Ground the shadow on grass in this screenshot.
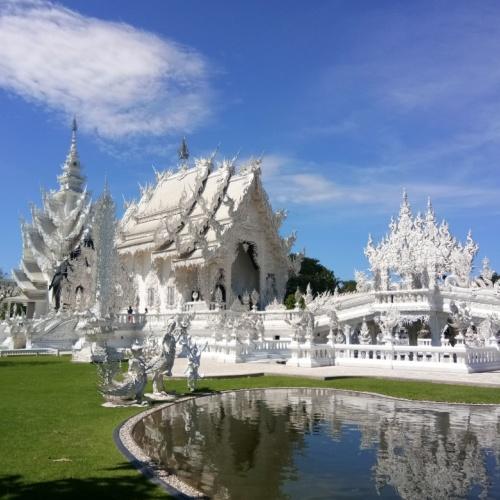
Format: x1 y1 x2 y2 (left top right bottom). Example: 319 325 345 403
190 387 219 395
0 470 168 500
0 359 63 368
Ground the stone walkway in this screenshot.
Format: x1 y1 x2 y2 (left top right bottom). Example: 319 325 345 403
171 358 500 388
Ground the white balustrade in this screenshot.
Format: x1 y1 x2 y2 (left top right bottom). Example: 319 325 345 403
331 343 500 372
0 348 59 357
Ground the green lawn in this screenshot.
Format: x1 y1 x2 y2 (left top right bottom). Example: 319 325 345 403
1 355 500 499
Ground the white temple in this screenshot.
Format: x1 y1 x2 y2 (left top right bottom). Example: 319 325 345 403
116 140 300 313
2 127 500 373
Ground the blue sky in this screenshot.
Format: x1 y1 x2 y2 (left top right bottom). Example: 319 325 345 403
0 0 499 280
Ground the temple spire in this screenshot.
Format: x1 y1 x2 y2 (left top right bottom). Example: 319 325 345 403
399 188 411 217
68 116 78 158
57 117 85 192
178 137 189 161
425 196 436 222
72 116 77 139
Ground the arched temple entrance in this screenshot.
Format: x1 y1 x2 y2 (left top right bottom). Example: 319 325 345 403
231 242 260 301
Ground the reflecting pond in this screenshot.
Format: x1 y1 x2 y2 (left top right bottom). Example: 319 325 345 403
132 389 500 499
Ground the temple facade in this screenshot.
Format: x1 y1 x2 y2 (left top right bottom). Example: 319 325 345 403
116 142 301 313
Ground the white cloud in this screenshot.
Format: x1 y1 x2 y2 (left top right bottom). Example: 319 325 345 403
0 0 212 138
260 153 500 214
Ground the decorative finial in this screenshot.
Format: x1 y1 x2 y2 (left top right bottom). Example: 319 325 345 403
178 137 189 162
103 174 110 195
399 187 411 215
69 116 78 153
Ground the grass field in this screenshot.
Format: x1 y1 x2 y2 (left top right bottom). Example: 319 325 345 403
1 355 500 499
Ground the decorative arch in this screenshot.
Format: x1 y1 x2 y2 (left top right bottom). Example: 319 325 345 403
230 240 260 300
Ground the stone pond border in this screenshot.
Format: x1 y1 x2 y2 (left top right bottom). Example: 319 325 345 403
114 387 500 498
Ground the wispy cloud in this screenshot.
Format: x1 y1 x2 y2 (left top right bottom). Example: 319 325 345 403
261 153 500 215
0 0 212 139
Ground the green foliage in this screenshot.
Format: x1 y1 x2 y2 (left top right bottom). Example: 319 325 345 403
284 293 305 310
285 256 357 300
338 280 357 293
284 293 296 310
493 272 499 284
285 257 339 297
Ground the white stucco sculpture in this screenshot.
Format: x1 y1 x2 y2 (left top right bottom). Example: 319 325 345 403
181 335 206 392
99 342 147 404
143 319 178 399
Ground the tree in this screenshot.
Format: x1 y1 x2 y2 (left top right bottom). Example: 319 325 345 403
284 257 358 308
285 257 339 299
338 280 357 293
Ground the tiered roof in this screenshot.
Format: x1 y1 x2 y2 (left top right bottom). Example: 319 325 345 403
13 120 92 301
117 149 295 270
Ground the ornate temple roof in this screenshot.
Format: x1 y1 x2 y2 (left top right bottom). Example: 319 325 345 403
117 145 295 268
13 120 92 294
364 191 479 288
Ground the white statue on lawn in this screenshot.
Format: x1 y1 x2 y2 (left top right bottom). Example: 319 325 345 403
181 336 206 392
99 342 147 405
143 319 179 401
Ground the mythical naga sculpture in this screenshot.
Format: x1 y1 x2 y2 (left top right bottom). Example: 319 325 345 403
99 343 147 404
144 319 178 396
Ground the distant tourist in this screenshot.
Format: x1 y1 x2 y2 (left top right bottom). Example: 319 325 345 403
127 305 133 323
144 308 148 314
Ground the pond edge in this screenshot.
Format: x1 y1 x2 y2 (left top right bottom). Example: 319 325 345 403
114 387 500 499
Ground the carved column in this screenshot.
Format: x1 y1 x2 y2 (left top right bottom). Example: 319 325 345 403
344 324 351 345
429 312 448 346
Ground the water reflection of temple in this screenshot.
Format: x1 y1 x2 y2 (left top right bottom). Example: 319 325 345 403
133 389 500 499
135 391 308 499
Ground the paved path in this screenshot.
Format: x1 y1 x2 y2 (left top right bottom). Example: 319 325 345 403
171 358 500 387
